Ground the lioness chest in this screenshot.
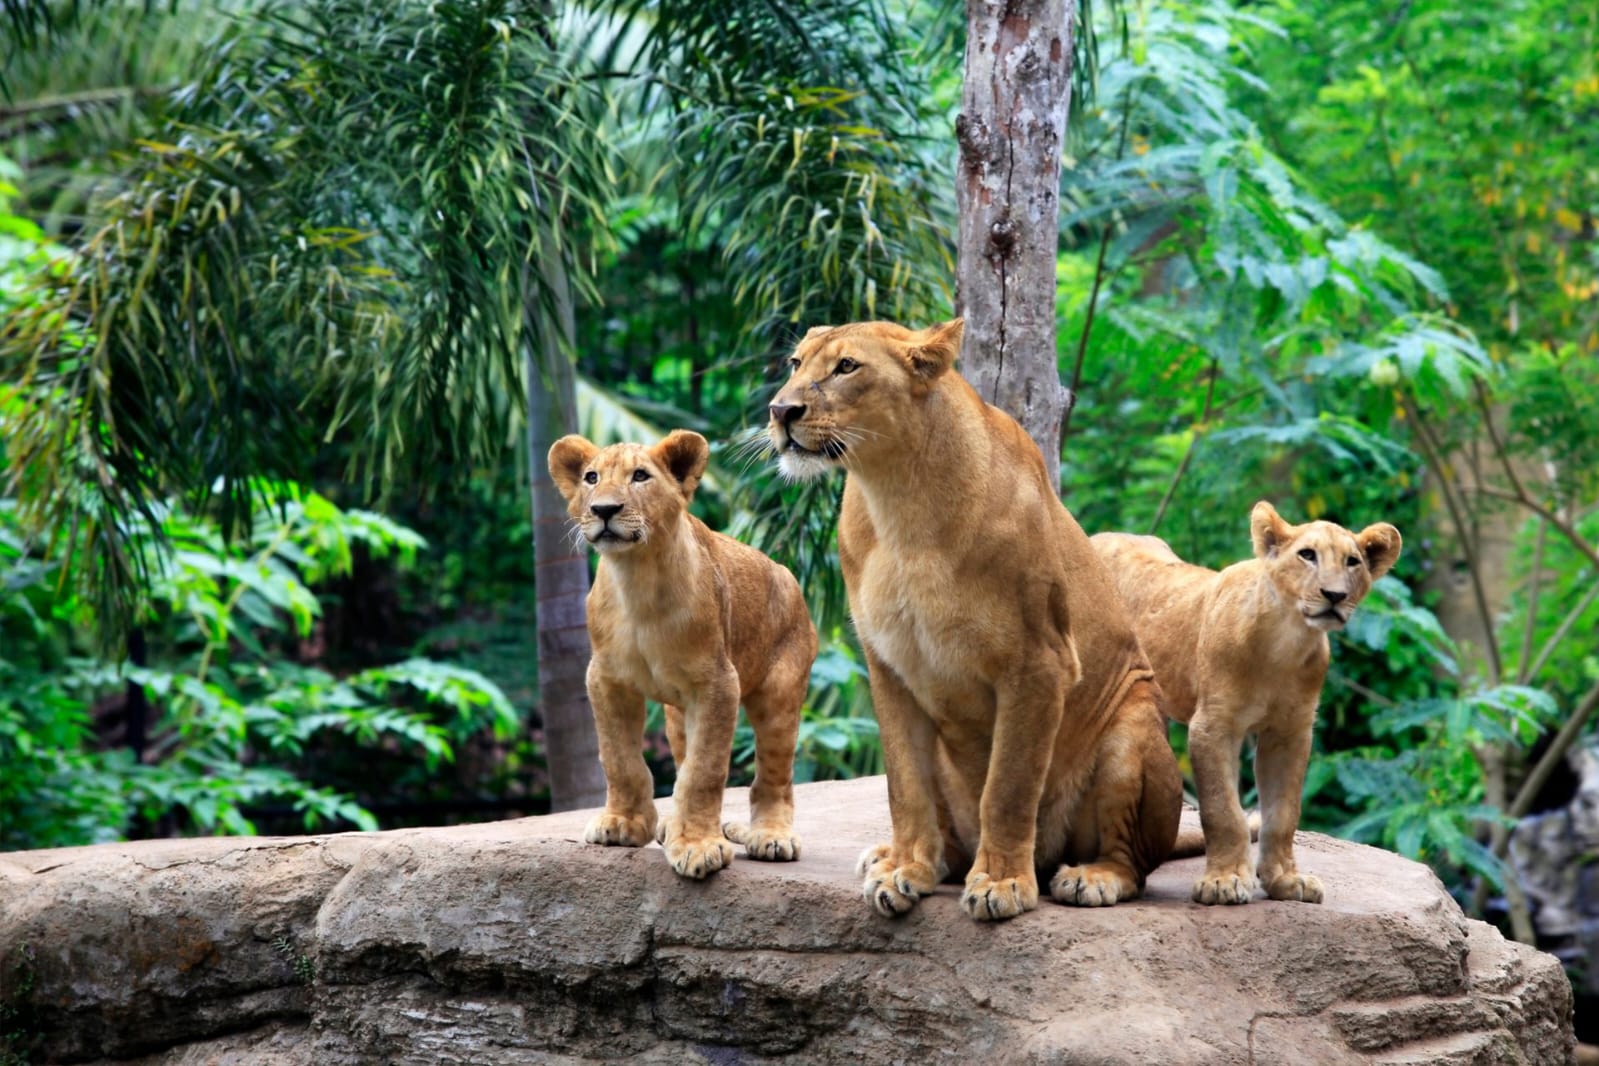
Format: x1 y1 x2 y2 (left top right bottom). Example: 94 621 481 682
851 546 999 719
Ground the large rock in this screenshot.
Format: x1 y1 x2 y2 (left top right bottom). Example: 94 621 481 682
0 777 1575 1064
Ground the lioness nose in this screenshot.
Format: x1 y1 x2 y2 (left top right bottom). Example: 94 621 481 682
1322 588 1348 604
769 401 807 427
591 502 622 521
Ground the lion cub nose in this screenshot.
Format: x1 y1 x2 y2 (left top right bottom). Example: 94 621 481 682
591 502 623 521
1321 588 1348 605
769 401 807 427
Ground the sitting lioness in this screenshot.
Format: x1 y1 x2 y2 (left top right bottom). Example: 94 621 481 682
1092 503 1401 905
768 319 1182 921
548 430 818 879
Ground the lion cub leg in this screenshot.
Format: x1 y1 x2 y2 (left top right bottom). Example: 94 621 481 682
1188 705 1257 905
584 674 658 848
1254 714 1323 904
722 663 806 862
655 670 740 880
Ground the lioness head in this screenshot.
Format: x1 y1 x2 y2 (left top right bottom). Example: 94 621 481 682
767 319 965 480
547 430 709 555
1250 501 1402 631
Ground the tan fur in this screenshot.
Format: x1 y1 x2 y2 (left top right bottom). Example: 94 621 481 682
1093 503 1401 904
767 319 1183 921
548 430 818 879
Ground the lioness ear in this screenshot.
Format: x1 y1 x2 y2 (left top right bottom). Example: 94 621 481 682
548 435 599 503
908 318 964 379
1357 522 1403 581
1250 500 1293 560
652 429 709 499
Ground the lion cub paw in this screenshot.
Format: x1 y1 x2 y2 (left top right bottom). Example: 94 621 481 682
1264 871 1324 904
1193 867 1257 905
858 844 939 917
960 871 1039 921
723 821 800 862
1049 864 1134 907
662 832 734 880
583 811 655 848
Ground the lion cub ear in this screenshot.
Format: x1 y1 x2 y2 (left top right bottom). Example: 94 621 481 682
1357 522 1403 580
907 318 964 379
652 430 709 499
548 435 599 503
1250 500 1293 559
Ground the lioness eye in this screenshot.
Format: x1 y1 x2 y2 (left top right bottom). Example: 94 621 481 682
631 469 651 483
788 357 801 370
1346 555 1362 567
583 471 598 485
1297 548 1317 562
835 357 859 375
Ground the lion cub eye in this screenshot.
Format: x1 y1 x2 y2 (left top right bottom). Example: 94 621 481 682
1297 548 1317 562
835 357 859 375
788 357 801 371
1346 555 1362 568
583 470 598 485
631 469 651 483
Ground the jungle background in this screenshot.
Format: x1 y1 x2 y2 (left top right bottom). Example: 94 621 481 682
1 0 1596 1025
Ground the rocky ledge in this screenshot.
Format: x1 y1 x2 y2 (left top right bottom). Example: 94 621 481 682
0 776 1576 1064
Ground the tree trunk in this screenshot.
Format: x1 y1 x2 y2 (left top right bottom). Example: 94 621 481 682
955 0 1075 492
527 255 607 813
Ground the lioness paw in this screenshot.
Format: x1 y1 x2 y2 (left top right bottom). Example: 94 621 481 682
1264 871 1323 904
1049 865 1134 907
858 844 938 918
960 871 1038 921
1193 868 1256 905
583 812 654 848
723 821 800 862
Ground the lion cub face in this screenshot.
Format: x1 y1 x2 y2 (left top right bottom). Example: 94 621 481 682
1251 501 1402 631
768 319 965 480
547 431 709 555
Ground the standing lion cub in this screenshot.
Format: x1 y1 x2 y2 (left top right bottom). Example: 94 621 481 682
1093 503 1401 905
548 430 817 880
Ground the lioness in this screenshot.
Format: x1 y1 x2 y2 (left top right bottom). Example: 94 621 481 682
768 319 1182 921
548 430 818 879
1092 503 1401 904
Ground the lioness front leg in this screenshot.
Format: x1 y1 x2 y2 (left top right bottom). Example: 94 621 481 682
858 649 946 916
1188 705 1256 905
584 672 658 848
1254 714 1322 903
657 670 739 879
964 654 1073 920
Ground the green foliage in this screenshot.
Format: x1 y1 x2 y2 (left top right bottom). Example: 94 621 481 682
0 479 513 850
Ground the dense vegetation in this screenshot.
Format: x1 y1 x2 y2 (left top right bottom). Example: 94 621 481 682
1 0 1594 968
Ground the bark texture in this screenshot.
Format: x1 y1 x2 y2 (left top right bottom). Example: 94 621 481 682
527 256 606 812
956 0 1075 491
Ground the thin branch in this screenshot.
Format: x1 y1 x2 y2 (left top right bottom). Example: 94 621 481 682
1476 486 1599 572
1524 581 1599 685
1405 389 1502 682
1149 358 1219 535
1060 82 1137 452
1515 519 1545 685
1504 675 1599 825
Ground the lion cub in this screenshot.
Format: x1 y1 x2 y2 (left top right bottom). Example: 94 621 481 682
1093 503 1400 905
548 430 818 880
